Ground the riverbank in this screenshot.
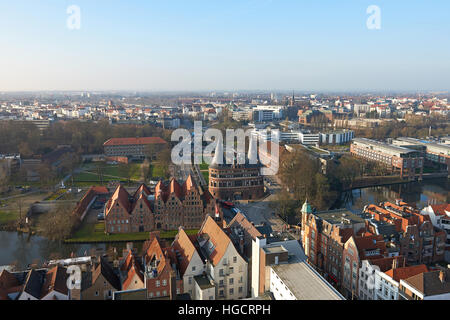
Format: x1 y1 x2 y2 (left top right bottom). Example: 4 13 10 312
345 172 448 191
65 222 198 244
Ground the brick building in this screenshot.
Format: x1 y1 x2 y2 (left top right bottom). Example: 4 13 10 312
342 232 387 299
142 233 181 299
300 200 366 290
103 137 167 161
350 138 424 180
208 136 264 201
364 201 447 264
104 175 216 234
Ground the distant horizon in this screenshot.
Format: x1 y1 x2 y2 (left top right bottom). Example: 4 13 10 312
1 89 449 95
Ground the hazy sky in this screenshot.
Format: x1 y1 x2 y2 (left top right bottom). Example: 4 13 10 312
0 0 449 92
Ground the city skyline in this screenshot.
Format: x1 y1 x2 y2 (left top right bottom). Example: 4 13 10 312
1 0 450 92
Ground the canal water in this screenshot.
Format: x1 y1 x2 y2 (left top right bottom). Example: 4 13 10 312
0 179 448 269
337 178 449 214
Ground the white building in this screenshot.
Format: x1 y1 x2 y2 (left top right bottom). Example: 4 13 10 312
421 204 450 260
251 237 344 300
198 217 248 300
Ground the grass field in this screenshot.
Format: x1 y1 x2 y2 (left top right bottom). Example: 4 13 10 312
73 163 142 182
0 191 51 226
199 161 209 171
149 162 167 179
66 221 198 243
202 171 209 184
0 211 19 226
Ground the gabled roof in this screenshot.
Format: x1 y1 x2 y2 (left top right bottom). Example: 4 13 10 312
121 251 144 290
182 175 197 193
131 191 153 213
367 256 404 273
155 175 209 204
133 184 151 199
40 266 68 298
72 186 109 219
0 270 22 300
172 228 200 277
22 269 45 299
403 269 450 297
430 204 450 217
227 212 262 241
105 185 131 216
198 216 232 266
92 257 121 291
145 236 173 276
0 270 19 289
385 265 428 283
352 233 386 260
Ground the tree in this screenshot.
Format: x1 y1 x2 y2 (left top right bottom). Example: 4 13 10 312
0 160 9 193
37 203 78 240
38 163 56 190
117 163 132 183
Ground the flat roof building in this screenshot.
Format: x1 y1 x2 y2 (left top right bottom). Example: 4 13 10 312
351 138 424 180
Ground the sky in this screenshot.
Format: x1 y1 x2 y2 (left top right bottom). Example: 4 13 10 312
0 0 449 92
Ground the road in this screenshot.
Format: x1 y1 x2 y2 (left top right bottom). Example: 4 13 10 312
233 175 289 235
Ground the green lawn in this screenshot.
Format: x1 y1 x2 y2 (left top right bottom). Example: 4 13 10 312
199 161 209 171
73 163 142 182
66 222 198 243
0 211 18 226
149 162 167 178
202 171 209 184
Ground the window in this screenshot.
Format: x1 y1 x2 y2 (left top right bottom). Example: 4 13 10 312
229 278 234 285
233 256 237 263
229 288 234 295
156 280 160 287
162 279 167 286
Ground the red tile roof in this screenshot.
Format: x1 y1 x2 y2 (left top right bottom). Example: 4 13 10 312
227 212 262 241
199 216 231 266
103 137 167 146
385 264 428 283
40 266 68 298
172 228 199 277
430 204 450 216
73 186 109 219
121 250 144 290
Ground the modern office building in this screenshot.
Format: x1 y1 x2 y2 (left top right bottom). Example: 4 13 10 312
350 138 424 180
392 137 450 176
103 137 167 161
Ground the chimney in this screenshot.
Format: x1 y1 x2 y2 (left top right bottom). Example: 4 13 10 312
439 270 447 283
392 258 398 270
239 235 245 255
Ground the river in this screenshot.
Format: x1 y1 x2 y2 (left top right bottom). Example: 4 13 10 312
0 178 448 269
